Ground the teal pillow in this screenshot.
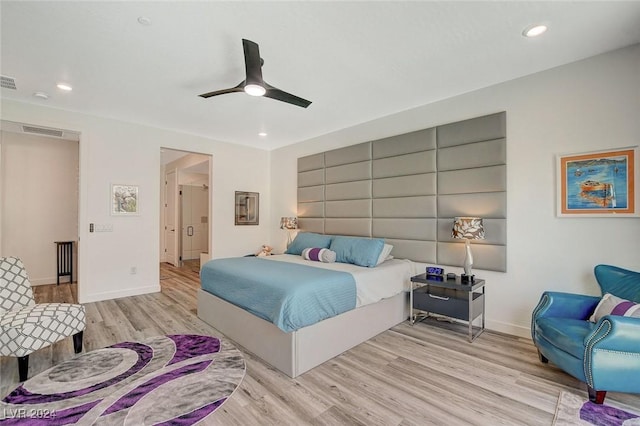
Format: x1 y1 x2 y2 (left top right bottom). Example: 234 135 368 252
329 236 385 268
285 232 332 255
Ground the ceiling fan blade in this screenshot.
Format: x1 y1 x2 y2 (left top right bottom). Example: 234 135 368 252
199 81 245 98
264 83 312 108
242 39 263 86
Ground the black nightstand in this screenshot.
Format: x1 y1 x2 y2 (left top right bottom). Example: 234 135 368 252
410 273 485 342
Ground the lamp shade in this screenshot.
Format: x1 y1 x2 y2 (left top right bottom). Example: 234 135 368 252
280 217 298 230
452 217 485 240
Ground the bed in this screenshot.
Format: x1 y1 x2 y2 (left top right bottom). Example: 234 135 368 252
197 238 414 378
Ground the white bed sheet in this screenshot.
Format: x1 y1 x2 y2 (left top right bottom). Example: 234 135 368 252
264 254 414 307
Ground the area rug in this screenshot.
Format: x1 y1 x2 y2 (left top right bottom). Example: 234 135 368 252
553 391 640 426
0 334 245 425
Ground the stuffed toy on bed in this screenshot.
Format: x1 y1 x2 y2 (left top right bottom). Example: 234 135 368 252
256 245 273 257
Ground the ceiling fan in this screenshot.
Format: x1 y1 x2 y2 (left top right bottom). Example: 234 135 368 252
199 39 312 108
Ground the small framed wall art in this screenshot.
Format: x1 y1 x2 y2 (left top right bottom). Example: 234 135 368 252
235 191 259 225
111 184 139 215
557 146 637 217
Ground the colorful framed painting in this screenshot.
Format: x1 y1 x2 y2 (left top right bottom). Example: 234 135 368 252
557 147 637 217
111 184 139 215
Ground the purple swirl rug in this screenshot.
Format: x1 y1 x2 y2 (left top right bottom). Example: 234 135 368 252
0 334 245 425
553 391 640 426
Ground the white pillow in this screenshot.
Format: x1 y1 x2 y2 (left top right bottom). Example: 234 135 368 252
375 244 394 266
589 293 640 323
301 247 337 263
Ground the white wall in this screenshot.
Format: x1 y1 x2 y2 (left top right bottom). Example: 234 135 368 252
0 131 79 284
0 100 271 303
270 44 640 337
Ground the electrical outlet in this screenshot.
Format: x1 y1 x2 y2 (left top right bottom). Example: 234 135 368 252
130 266 137 275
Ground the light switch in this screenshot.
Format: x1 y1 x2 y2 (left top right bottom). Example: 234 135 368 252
94 224 114 232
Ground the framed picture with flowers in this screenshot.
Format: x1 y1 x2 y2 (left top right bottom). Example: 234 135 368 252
111 184 139 215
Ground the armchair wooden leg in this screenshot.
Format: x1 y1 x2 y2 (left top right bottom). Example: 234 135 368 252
73 330 84 354
537 350 548 363
588 386 606 404
18 355 29 382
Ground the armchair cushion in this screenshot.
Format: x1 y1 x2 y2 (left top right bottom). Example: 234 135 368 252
535 317 595 359
589 293 640 323
0 302 86 358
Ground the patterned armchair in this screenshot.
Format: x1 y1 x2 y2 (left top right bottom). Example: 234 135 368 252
532 264 640 404
0 257 86 381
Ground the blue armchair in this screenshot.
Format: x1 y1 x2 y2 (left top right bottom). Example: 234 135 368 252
531 264 640 404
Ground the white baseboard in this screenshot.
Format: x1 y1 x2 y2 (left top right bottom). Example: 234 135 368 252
433 314 532 339
79 285 160 304
30 276 70 286
485 318 531 339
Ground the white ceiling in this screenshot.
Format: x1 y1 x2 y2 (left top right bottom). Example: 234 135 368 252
2 1 640 151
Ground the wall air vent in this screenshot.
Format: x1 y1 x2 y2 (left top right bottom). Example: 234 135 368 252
22 125 64 138
1 75 17 90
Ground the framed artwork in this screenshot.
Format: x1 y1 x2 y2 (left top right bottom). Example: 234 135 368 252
235 191 259 225
111 184 139 215
557 147 637 217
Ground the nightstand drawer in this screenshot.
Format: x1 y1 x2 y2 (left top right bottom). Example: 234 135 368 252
413 287 483 321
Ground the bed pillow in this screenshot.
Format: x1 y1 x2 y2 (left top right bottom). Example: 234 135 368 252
285 232 332 255
329 236 385 268
302 247 337 263
589 293 640 323
375 244 394 266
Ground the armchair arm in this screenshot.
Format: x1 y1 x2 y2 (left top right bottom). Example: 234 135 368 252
585 315 640 353
531 292 600 340
583 316 640 392
533 291 600 320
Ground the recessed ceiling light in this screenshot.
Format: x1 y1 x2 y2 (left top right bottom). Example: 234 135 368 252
33 91 49 100
57 83 72 91
523 24 548 38
258 132 267 137
137 16 152 26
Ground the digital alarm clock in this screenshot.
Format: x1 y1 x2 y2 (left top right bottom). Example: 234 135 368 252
426 266 445 281
426 267 444 275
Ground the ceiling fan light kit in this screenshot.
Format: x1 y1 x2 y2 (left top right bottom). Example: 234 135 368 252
199 39 311 108
244 84 266 97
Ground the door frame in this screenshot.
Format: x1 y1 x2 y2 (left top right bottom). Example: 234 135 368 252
164 169 179 267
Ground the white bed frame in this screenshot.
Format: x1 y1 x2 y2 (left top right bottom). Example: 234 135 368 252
197 289 408 378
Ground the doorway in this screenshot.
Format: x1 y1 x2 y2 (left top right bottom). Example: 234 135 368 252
161 149 211 272
0 120 80 287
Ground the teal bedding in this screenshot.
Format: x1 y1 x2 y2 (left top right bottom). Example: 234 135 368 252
200 257 357 332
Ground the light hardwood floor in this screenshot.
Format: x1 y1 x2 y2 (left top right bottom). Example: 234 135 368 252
2 262 639 425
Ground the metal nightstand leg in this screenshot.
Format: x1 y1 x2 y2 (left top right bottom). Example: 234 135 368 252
468 285 485 342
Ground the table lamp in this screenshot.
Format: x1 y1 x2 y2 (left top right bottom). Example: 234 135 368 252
452 217 485 283
280 217 298 248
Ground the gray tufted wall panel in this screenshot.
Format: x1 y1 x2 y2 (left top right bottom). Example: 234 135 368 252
297 112 507 272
